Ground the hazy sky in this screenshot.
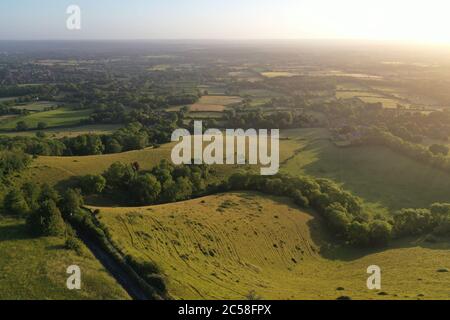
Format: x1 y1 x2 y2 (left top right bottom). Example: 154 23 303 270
1 0 450 43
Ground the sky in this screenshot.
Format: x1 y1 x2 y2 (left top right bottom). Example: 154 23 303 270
1 0 450 43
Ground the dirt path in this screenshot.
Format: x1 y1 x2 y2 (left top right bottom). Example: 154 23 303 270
77 232 150 300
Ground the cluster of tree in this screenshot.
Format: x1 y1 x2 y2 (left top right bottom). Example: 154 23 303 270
0 150 30 180
165 93 200 106
2 183 83 238
78 160 211 205
323 96 450 143
393 203 450 238
224 172 392 247
0 102 25 116
0 136 66 156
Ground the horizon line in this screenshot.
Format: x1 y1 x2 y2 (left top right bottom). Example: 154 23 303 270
1 38 449 47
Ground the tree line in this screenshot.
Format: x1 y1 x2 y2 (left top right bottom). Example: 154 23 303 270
0 121 176 156
224 109 319 129
2 159 449 251
75 160 391 247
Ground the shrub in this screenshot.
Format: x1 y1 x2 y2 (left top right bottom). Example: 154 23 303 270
79 174 106 195
347 221 370 246
369 220 392 246
65 236 84 255
3 188 30 216
27 199 66 237
131 174 161 204
59 188 84 217
393 208 435 237
325 203 352 235
292 190 309 207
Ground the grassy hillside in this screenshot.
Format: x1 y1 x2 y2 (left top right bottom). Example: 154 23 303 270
0 216 130 300
94 192 450 300
281 128 450 214
16 126 450 212
19 137 299 188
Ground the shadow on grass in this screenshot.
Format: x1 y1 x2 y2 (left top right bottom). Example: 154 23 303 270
299 141 450 213
46 244 66 250
306 216 450 262
0 222 33 242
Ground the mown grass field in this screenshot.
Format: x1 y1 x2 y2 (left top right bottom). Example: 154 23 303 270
261 71 298 78
0 216 130 300
187 95 241 117
196 96 242 106
0 107 93 130
189 104 226 112
94 192 450 300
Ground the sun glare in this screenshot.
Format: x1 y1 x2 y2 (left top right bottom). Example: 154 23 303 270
283 0 450 44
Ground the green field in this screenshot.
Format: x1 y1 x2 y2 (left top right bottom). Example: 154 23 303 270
0 107 93 130
95 192 450 300
281 128 450 214
0 216 130 300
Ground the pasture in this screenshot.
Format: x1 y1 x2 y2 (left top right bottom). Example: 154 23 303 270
95 192 450 300
174 95 243 120
281 128 450 214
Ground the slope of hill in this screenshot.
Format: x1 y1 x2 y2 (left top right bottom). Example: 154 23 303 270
93 192 450 300
18 137 300 188
0 216 130 300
